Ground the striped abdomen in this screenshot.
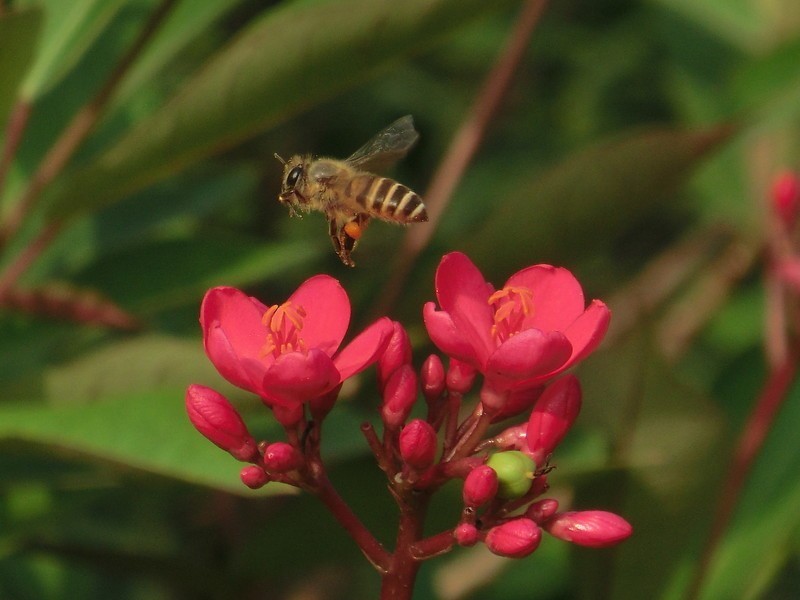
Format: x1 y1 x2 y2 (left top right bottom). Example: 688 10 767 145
346 175 427 223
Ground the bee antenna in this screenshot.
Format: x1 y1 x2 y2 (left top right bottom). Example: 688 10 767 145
274 153 286 165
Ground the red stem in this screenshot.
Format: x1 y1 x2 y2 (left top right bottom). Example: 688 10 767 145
379 492 431 600
373 0 550 317
687 352 798 598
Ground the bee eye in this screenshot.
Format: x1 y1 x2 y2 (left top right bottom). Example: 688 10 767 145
286 166 303 188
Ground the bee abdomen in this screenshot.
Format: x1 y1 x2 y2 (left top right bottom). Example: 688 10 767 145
351 175 427 223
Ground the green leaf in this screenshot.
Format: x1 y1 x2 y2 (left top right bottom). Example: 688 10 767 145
0 390 276 494
113 0 233 105
0 7 42 124
19 0 125 99
73 235 323 315
467 125 734 276
43 0 517 221
699 375 800 599
647 0 768 50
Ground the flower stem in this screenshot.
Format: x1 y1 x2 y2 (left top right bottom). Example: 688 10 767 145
380 491 431 600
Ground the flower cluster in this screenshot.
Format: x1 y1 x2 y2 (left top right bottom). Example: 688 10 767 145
186 251 631 578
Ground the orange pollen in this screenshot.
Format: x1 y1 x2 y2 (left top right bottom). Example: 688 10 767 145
488 286 534 342
260 301 308 358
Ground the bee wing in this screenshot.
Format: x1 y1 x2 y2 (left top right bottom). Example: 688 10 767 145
345 115 419 173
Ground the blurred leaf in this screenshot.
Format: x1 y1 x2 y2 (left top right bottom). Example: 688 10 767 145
731 33 800 126
43 0 517 221
0 390 267 494
468 124 734 276
647 0 768 50
113 0 233 105
31 166 257 280
699 373 800 599
0 7 42 123
74 235 322 315
577 335 728 598
19 0 125 99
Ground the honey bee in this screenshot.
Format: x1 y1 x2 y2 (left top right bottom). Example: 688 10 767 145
275 115 428 266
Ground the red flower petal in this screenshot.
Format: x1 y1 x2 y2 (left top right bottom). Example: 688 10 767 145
288 275 350 356
435 253 495 364
506 265 585 332
201 287 272 394
261 348 341 405
559 300 611 371
333 317 393 380
485 329 572 386
423 302 480 366
201 287 268 361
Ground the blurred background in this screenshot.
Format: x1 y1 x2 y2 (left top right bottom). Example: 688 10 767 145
1 0 800 597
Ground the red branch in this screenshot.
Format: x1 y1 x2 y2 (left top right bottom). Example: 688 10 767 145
688 353 799 598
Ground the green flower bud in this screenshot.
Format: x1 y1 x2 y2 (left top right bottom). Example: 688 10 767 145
487 451 536 499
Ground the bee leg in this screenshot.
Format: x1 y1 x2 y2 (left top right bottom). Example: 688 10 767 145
328 217 355 267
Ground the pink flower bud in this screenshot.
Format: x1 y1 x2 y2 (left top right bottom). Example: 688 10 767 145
490 386 544 422
454 523 479 547
526 376 581 465
240 465 270 489
399 419 438 469
309 383 342 422
525 498 559 523
186 384 257 461
485 518 541 558
491 423 527 450
381 364 418 430
421 354 445 402
544 510 633 548
463 465 499 507
772 170 800 228
446 359 476 394
377 322 412 390
479 380 509 413
263 442 303 473
272 403 304 429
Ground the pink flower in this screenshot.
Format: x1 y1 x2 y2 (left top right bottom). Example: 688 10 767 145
201 277 392 407
424 252 610 406
399 419 438 470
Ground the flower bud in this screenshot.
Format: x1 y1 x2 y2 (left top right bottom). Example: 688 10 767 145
381 364 418 430
263 442 303 473
421 354 446 402
462 465 499 507
399 419 438 469
490 386 544 422
772 170 800 229
485 518 541 558
446 359 476 394
544 510 633 548
272 402 304 429
309 383 342 423
526 376 581 465
240 465 270 489
377 322 412 390
525 498 559 523
486 451 536 499
491 423 527 451
186 384 257 461
479 380 509 414
454 523 479 547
